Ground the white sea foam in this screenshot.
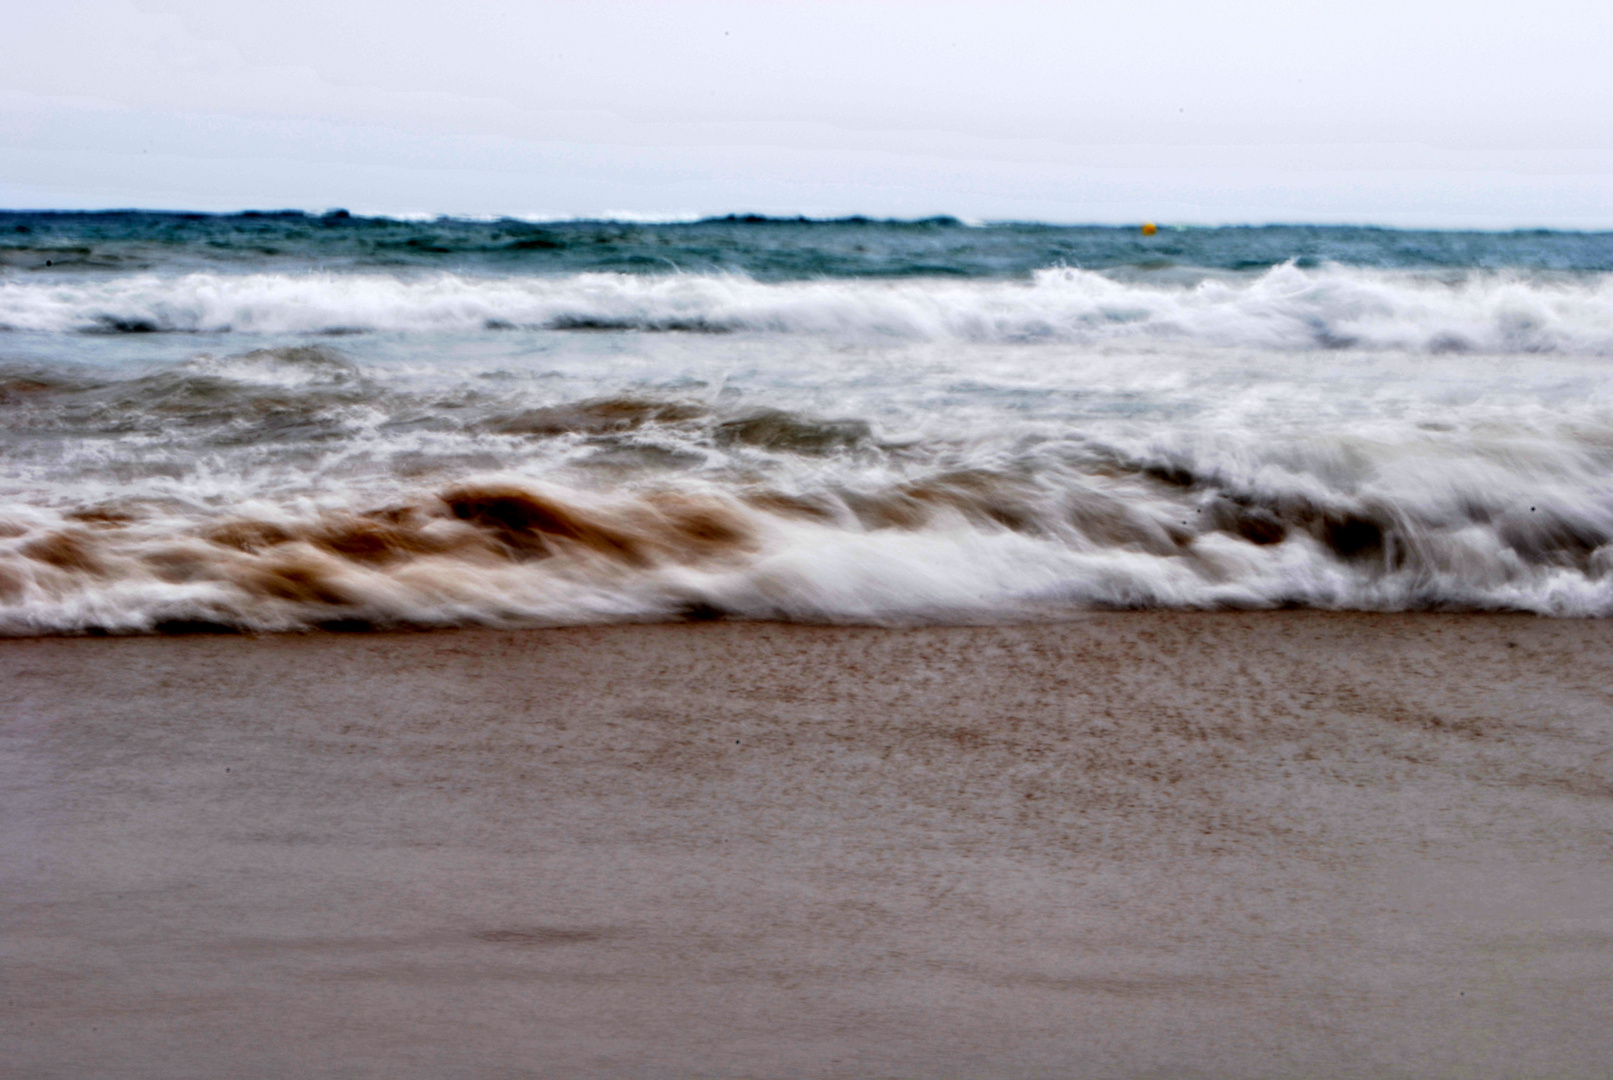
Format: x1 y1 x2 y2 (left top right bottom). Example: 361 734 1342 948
4 257 1613 632
3 264 1611 353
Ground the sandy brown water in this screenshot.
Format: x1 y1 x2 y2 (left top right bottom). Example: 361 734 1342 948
3 613 1611 1078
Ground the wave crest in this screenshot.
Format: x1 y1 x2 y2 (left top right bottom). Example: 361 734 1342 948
3 459 1613 635
3 265 1611 352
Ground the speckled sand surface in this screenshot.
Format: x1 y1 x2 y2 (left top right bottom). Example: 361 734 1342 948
4 613 1611 1078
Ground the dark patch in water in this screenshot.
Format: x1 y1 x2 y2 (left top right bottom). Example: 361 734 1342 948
65 506 136 527
650 498 753 554
715 410 871 454
442 484 642 562
546 314 732 333
394 237 452 254
579 443 706 471
1207 499 1288 545
208 520 295 553
446 487 587 540
1320 513 1386 560
21 531 102 573
1100 452 1406 564
840 474 1049 538
246 561 351 605
90 317 163 334
314 526 400 563
503 236 564 251
311 515 448 565
1137 460 1197 489
1206 494 1391 563
489 397 706 437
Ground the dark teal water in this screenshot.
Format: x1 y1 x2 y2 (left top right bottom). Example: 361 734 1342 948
4 211 1612 279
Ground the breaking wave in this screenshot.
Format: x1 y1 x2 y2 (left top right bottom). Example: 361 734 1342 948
4 445 1613 634
7 221 1613 633
4 264 1613 352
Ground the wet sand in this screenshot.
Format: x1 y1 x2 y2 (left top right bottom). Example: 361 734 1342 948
3 612 1612 1079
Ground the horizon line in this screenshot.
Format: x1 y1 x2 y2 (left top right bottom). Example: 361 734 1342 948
3 207 1611 234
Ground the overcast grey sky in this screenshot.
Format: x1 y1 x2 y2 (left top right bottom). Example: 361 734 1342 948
3 0 1610 225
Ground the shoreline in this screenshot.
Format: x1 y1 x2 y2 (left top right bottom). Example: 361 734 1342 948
4 611 1611 1078
10 603 1613 641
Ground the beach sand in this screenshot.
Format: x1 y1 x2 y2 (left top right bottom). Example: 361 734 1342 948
3 612 1611 1078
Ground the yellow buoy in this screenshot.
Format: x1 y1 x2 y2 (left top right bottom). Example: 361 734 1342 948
1141 222 1158 236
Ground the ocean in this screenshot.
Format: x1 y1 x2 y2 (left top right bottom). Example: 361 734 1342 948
4 211 1613 634
7 212 1613 1078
